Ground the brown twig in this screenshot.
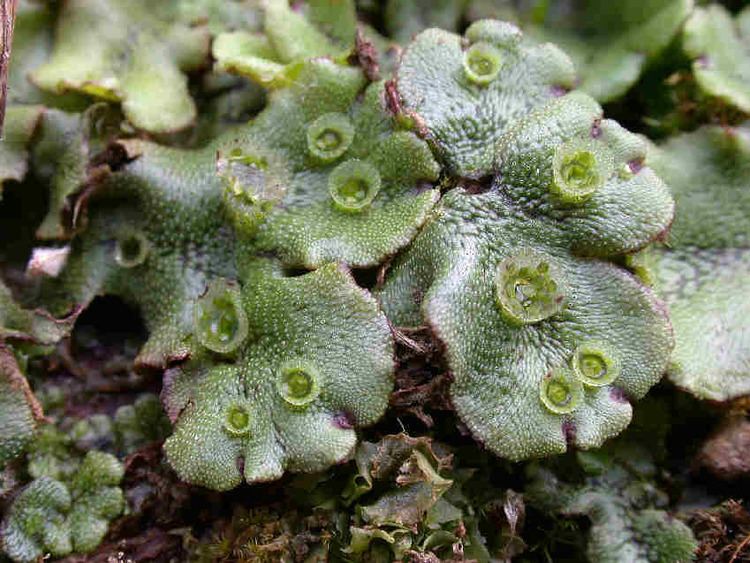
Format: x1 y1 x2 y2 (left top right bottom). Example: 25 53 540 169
730 532 750 563
0 0 19 137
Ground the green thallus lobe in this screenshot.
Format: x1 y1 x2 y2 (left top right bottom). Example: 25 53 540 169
495 250 566 325
193 279 248 354
328 159 381 212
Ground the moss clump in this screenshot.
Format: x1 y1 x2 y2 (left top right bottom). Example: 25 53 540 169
1 452 125 562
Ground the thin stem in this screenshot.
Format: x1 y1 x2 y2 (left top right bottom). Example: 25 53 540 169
0 0 18 137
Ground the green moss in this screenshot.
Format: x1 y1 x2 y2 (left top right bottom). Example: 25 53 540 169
647 125 750 401
0 106 44 188
26 425 78 481
0 347 41 467
113 394 171 454
526 435 697 563
632 510 699 563
683 4 750 114
0 477 72 562
31 0 210 133
0 452 124 562
520 0 693 103
384 0 465 44
1 281 73 347
66 451 125 553
212 0 357 88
